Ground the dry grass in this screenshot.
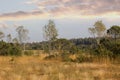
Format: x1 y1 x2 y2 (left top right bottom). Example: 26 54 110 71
0 56 119 80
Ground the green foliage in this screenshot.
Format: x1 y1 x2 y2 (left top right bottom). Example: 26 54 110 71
93 45 113 58
70 38 97 51
89 20 106 39
43 20 58 55
16 26 29 44
54 39 72 51
60 52 72 62
69 46 79 54
107 25 120 39
94 20 106 37
9 44 22 56
0 41 22 56
43 43 50 53
43 20 58 41
100 38 120 57
25 38 97 51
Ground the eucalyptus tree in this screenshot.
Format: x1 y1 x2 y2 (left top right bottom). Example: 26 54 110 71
94 20 106 38
16 26 29 54
43 20 58 54
89 21 106 44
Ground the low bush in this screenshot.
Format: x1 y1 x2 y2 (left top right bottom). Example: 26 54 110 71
60 52 72 62
0 41 22 56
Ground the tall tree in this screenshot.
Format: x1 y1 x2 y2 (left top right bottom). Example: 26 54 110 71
43 20 58 54
88 21 106 44
16 26 29 55
0 31 4 40
43 20 58 41
94 20 106 38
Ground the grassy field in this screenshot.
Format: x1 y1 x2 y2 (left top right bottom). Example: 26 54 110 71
0 56 120 80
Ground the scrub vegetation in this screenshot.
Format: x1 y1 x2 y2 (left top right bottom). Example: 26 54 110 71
0 20 120 80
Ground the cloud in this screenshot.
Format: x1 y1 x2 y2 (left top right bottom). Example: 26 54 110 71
0 0 120 21
0 10 50 21
43 0 120 16
24 0 39 5
0 22 8 28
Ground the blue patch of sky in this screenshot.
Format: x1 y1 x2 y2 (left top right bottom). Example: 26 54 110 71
0 0 36 13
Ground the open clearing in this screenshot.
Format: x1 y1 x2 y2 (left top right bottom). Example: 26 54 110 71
0 56 120 80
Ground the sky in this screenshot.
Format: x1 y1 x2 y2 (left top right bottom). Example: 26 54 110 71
0 0 120 42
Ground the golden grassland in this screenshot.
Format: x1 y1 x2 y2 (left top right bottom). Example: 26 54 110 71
0 56 120 80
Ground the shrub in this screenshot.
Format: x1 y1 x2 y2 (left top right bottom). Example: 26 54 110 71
93 44 113 59
0 41 22 56
60 52 72 62
100 38 120 58
8 44 22 56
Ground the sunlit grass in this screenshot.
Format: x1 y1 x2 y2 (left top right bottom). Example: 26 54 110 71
0 56 119 80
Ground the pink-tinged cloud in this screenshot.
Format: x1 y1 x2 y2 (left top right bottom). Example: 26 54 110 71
0 10 50 21
0 0 120 21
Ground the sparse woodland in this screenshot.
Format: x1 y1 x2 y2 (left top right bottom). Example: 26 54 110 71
0 20 120 80
0 20 119 63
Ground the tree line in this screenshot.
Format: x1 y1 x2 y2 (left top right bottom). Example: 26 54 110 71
0 20 120 63
0 26 29 56
25 20 120 62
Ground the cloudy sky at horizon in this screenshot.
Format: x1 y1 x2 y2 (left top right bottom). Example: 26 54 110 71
0 0 120 42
